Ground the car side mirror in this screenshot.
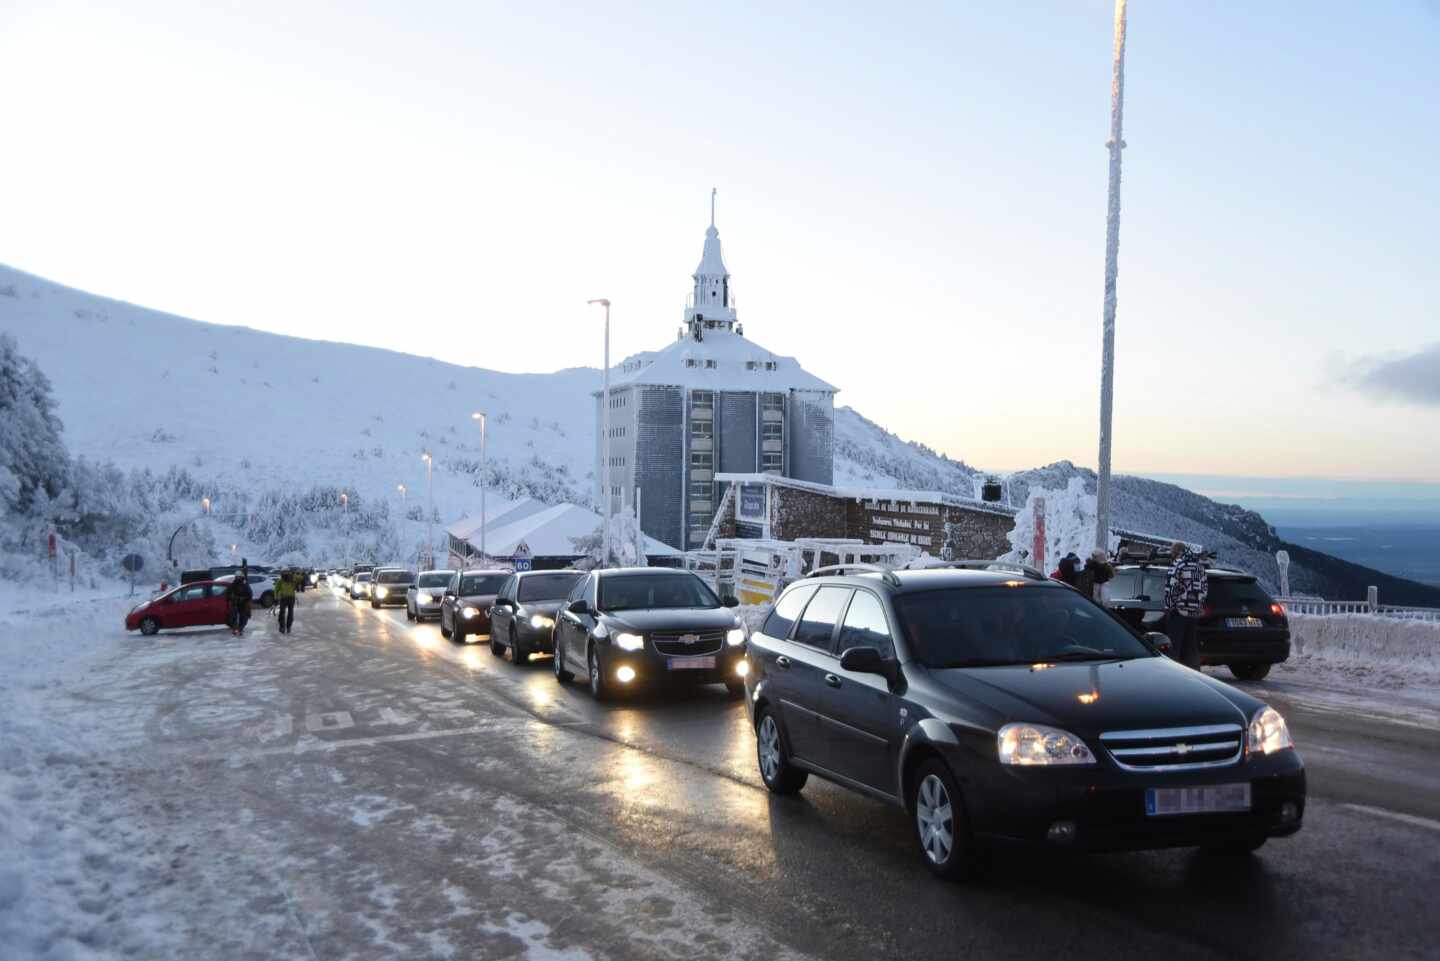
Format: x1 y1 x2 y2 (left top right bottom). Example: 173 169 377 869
567 599 591 616
840 646 893 680
494 597 514 608
1144 631 1172 654
721 595 740 608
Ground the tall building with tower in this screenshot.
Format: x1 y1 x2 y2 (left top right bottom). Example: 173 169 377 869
596 200 837 550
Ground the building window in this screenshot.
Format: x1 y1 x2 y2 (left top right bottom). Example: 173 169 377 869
691 451 713 470
692 390 714 409
691 420 712 437
763 392 785 411
685 358 698 368
762 452 782 472
704 359 717 369
689 480 712 499
762 422 783 440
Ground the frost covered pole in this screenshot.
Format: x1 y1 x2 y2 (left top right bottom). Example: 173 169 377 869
588 298 612 567
1094 0 1128 553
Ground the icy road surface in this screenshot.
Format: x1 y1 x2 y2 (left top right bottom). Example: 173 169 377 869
3 587 1439 961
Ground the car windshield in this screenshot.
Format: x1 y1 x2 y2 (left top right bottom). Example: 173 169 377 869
459 574 506 595
518 572 583 601
376 570 415 584
355 573 371 583
418 572 453 588
895 586 1152 668
600 573 719 612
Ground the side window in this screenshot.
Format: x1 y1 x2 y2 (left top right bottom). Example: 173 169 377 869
1108 572 1138 599
762 585 817 640
837 591 893 658
178 585 206 602
1141 573 1167 602
500 576 516 601
448 574 460 595
792 587 852 653
206 584 227 597
567 574 590 604
585 575 599 606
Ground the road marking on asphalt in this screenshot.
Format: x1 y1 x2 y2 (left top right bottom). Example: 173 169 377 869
374 707 415 726
304 711 355 733
1343 803 1440 833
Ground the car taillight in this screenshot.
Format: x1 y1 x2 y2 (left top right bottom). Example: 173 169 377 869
1201 603 1214 619
1270 603 1285 616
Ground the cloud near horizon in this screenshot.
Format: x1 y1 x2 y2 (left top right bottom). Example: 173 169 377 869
1348 342 1440 407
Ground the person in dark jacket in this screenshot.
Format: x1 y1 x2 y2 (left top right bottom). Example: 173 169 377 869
1054 552 1082 587
226 568 254 636
1163 542 1208 668
275 570 297 634
1075 548 1115 604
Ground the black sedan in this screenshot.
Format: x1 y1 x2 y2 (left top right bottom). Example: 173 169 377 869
370 568 416 608
744 566 1305 880
551 568 747 700
488 569 585 665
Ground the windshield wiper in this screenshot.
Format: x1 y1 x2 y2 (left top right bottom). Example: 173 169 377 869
1044 649 1126 662
938 658 1030 668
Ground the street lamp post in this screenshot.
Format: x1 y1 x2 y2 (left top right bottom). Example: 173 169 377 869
588 298 611 568
340 492 349 568
1095 0 1128 553
422 453 434 568
397 483 407 505
471 412 487 565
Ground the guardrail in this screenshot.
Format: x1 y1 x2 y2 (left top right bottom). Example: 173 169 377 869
1277 596 1440 622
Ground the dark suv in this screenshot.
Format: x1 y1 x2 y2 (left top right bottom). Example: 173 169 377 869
1108 565 1290 681
744 563 1305 880
551 568 747 700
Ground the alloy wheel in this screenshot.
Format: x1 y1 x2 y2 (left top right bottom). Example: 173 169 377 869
916 774 955 865
758 715 782 784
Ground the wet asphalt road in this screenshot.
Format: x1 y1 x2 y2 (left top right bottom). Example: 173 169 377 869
79 586 1440 960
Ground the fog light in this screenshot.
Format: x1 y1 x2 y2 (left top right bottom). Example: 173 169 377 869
616 665 636 683
1046 820 1078 843
1280 801 1299 824
735 660 750 677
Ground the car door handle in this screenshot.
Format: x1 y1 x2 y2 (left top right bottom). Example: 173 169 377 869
824 673 841 688
775 655 791 669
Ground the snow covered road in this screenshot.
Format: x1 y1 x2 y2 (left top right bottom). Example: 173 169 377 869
3 588 1439 960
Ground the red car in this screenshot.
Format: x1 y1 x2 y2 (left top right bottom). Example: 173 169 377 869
125 579 231 635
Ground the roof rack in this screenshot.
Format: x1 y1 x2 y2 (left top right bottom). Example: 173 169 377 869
805 563 902 587
934 559 1049 581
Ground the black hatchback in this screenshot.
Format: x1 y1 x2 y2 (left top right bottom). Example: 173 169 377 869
1108 565 1290 681
551 568 748 700
744 565 1305 880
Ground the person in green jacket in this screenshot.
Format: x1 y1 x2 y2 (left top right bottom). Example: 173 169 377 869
275 569 298 634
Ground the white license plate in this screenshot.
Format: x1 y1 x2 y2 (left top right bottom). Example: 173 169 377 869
1226 616 1264 628
668 656 715 670
1145 783 1251 817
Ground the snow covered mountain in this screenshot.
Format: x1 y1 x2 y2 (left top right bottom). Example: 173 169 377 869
4 261 1436 605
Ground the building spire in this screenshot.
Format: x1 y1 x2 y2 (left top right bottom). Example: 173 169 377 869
710 186 716 228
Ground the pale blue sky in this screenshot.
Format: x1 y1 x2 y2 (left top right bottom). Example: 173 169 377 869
2 1 1437 479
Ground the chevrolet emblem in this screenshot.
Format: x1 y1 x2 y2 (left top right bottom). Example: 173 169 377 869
1175 743 1191 755
680 634 700 645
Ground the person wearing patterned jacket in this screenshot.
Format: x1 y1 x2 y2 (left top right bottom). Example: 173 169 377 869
1163 542 1208 668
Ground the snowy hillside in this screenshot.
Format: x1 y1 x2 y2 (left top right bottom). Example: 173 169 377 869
5 261 1437 605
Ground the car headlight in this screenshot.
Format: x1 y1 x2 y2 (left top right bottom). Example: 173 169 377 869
375 587 388 599
614 632 645 652
461 606 480 619
726 628 746 647
997 723 1096 766
416 591 432 604
530 614 554 630
1248 706 1293 756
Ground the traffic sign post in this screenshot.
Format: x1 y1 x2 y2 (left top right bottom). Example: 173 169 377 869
122 553 145 597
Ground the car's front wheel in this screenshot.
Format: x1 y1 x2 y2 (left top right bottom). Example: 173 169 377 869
512 627 529 666
755 707 807 795
911 759 980 881
139 616 160 636
588 644 611 702
553 640 573 683
1229 663 1272 681
454 623 468 645
260 591 275 608
440 613 452 639
406 603 415 622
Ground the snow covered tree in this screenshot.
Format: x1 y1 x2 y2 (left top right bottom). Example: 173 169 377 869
570 505 646 569
0 333 69 514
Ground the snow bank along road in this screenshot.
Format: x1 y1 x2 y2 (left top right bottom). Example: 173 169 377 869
7 589 1440 961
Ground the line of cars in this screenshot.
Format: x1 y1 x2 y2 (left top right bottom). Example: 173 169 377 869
328 557 1306 882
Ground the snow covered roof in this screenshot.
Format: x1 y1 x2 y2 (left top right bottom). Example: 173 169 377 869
455 502 681 558
445 497 549 541
715 472 1019 518
606 329 837 393
694 224 729 278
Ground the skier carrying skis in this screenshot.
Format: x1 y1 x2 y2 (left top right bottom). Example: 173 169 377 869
226 565 255 636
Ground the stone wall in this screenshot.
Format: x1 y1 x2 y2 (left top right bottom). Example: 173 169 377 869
771 486 847 540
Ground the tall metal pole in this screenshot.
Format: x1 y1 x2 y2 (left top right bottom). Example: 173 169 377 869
423 453 434 568
1095 0 1128 553
472 412 487 564
588 299 611 568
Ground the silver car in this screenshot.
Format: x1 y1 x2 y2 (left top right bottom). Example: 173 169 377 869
406 569 456 622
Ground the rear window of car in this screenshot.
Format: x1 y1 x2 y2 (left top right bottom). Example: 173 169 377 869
519 572 583 601
1110 570 1167 602
417 572 453 588
1207 578 1273 607
763 584 817 640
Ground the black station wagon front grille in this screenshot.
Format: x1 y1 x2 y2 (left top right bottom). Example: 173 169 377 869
1099 723 1244 771
651 630 725 656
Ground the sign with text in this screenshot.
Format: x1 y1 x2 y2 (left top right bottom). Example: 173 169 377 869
738 483 767 522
